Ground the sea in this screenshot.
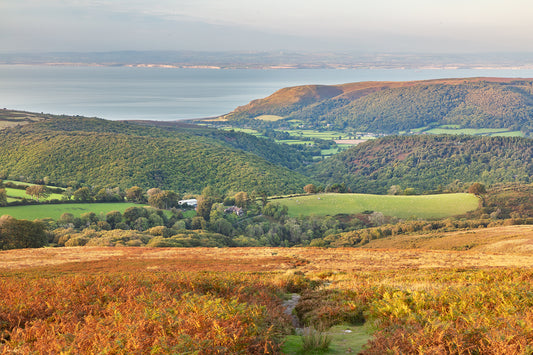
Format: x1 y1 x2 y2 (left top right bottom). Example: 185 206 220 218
1 65 533 121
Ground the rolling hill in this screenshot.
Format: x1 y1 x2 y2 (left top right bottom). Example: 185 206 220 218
224 78 533 135
307 134 533 194
0 113 312 194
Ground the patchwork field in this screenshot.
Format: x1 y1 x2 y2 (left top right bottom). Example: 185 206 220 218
278 193 480 219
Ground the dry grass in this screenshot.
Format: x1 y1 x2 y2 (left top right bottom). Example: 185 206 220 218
2 244 533 274
2 243 533 354
363 224 533 254
0 109 46 129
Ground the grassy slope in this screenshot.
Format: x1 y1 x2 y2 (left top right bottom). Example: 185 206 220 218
362 224 533 253
0 202 140 220
4 187 63 201
277 193 479 219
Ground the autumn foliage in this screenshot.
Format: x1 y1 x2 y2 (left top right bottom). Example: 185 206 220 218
0 268 292 354
1 247 533 353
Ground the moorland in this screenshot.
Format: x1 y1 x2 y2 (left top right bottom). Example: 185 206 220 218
1 77 532 353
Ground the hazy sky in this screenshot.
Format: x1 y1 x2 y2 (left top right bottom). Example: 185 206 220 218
2 0 533 53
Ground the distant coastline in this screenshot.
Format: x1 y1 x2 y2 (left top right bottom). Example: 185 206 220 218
3 62 533 70
2 50 532 70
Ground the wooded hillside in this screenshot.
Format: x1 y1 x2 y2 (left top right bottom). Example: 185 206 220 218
308 135 533 194
0 115 312 194
225 78 533 135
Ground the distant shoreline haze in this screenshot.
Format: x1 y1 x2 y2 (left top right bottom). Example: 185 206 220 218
1 64 533 121
2 51 533 70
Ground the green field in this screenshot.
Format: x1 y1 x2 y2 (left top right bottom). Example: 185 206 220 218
254 114 284 121
0 203 142 220
412 125 524 137
278 193 479 219
5 187 64 201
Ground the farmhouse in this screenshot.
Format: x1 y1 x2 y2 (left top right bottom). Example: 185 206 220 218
178 199 198 208
224 206 245 216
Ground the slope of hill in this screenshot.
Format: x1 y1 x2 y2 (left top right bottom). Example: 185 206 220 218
307 135 532 194
0 114 312 194
0 109 50 129
225 78 533 135
361 225 533 253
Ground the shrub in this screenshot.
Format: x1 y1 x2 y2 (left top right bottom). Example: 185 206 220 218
301 327 331 352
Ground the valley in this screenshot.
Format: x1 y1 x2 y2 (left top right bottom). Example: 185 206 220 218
1 76 532 354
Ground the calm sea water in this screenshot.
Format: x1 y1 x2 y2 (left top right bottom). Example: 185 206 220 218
1 65 533 120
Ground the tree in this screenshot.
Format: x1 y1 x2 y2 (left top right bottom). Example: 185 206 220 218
125 186 145 203
62 187 74 200
80 212 98 227
196 196 213 221
148 190 179 210
58 212 75 227
73 187 92 201
201 186 223 203
146 188 162 197
123 206 148 226
26 185 49 201
303 184 317 194
106 210 123 229
0 188 7 206
468 182 486 195
234 191 249 208
388 185 402 195
0 217 47 250
404 187 417 195
191 216 207 230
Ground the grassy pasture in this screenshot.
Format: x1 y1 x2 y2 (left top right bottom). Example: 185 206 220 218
412 125 524 137
0 202 141 220
2 180 63 187
278 193 479 219
254 114 284 121
4 187 64 201
288 129 352 140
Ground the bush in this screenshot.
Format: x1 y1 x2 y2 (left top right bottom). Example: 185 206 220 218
301 327 331 352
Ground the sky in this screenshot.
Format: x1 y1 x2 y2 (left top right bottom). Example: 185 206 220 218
1 0 533 53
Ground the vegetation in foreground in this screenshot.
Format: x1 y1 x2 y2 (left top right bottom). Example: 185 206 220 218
1 247 532 354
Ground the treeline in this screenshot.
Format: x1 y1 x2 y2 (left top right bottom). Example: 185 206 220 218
0 216 47 250
3 182 533 250
0 116 312 194
308 135 533 194
314 216 533 248
226 79 533 135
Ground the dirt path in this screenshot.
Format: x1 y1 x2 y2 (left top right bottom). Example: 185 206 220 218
283 293 301 328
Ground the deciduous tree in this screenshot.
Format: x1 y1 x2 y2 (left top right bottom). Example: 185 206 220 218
26 185 49 201
73 187 92 201
303 184 317 194
468 182 486 195
0 188 7 206
125 186 145 203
